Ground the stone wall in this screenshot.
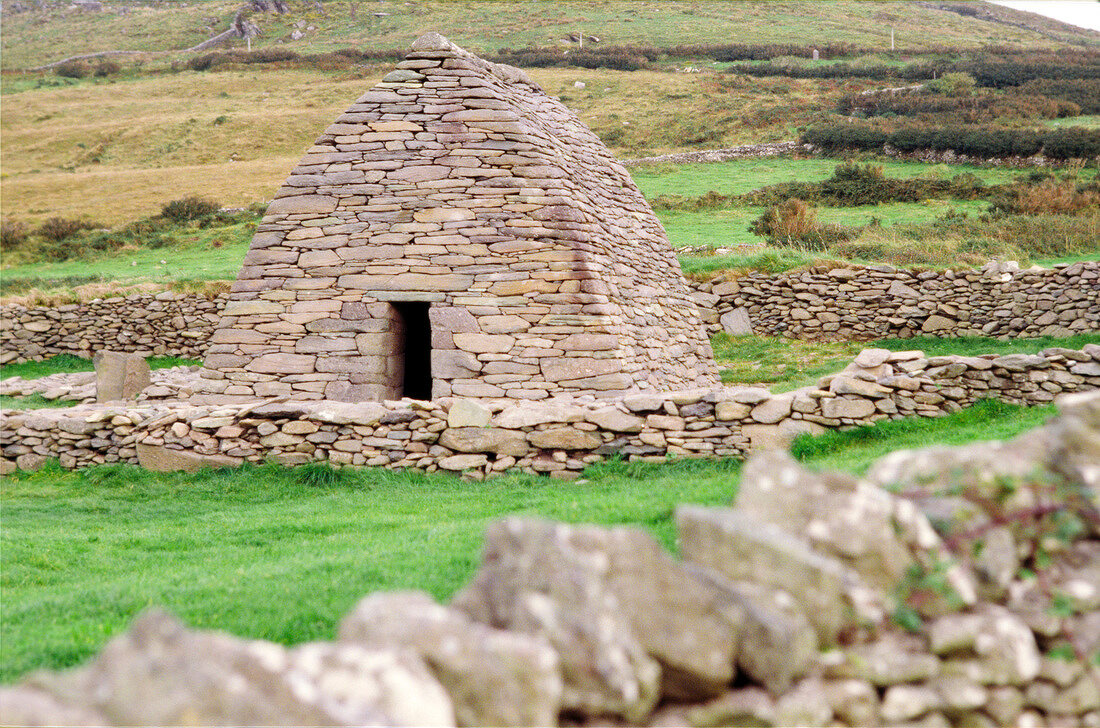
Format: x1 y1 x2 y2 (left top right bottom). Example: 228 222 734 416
3 344 1097 476
0 291 222 365
4 389 1098 727
693 259 1100 341
2 261 1098 366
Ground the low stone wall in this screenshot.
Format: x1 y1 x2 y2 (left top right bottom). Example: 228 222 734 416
621 141 802 167
0 291 224 364
3 344 1097 476
4 390 1098 727
2 261 1098 364
692 260 1100 341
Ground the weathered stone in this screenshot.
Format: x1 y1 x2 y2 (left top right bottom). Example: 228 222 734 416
749 394 792 424
528 427 601 451
822 396 877 419
340 591 561 727
94 350 151 402
439 427 529 457
136 444 241 473
585 407 644 433
446 399 491 428
6 609 453 727
676 505 861 645
719 307 753 335
453 518 745 711
438 453 487 471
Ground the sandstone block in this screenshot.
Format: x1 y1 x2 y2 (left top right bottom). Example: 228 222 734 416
439 453 488 471
440 427 529 457
447 399 491 428
340 591 561 727
94 350 151 402
266 194 338 215
528 427 601 451
136 444 242 473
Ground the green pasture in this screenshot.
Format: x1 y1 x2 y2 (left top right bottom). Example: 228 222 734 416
631 157 1032 199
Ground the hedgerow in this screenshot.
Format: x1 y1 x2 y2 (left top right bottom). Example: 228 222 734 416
802 123 1100 159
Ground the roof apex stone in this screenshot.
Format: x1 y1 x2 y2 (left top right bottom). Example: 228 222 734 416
410 31 454 53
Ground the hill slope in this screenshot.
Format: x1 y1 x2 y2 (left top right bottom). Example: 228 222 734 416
2 0 1097 70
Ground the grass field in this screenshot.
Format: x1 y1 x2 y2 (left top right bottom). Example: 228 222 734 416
0 396 1055 683
711 333 1100 389
0 66 853 225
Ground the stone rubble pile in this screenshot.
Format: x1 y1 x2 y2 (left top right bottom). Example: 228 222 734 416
0 290 219 365
0 365 204 405
692 260 1100 341
2 344 1097 477
3 390 1097 728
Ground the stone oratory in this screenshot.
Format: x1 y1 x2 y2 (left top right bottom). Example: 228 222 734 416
200 33 719 402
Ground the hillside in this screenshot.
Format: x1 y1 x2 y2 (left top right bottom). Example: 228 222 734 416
1 0 1097 70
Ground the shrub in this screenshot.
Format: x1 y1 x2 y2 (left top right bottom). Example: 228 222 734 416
929 72 976 97
35 217 99 243
991 178 1100 216
54 60 90 79
748 199 855 250
1018 79 1100 114
1042 127 1100 160
93 59 122 77
161 197 221 223
1 218 29 249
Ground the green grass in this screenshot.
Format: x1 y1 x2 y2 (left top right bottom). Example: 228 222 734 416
1 222 255 286
791 398 1056 472
631 157 1031 200
0 397 1053 683
0 393 81 410
0 354 200 381
1044 115 1100 129
712 334 1100 390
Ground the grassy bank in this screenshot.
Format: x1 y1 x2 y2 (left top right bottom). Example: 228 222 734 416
0 397 1055 683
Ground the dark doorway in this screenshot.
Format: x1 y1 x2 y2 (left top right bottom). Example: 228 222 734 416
393 302 432 400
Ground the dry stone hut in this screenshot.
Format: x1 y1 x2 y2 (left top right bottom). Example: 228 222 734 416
200 33 719 403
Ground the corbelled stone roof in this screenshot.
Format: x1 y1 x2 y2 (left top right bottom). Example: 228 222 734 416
201 33 719 402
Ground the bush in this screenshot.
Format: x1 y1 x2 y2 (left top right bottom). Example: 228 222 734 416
1043 127 1100 160
93 59 122 77
928 72 976 97
748 199 855 250
54 61 90 79
991 178 1100 216
35 217 99 243
1018 79 1100 114
1 218 29 249
160 197 221 223
801 122 1100 160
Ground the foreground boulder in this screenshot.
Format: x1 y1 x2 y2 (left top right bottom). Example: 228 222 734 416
340 591 561 727
0 609 454 726
451 518 747 715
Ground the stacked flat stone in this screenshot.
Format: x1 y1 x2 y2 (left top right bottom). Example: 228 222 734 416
697 260 1100 341
0 290 218 365
199 32 718 403
4 344 1097 477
